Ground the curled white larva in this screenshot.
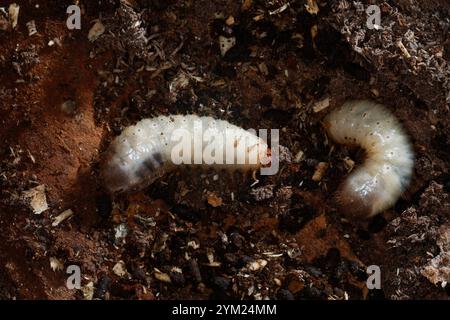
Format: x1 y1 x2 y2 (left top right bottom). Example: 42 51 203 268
101 115 269 194
324 100 414 219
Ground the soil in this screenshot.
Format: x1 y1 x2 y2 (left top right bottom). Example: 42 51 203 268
0 0 448 300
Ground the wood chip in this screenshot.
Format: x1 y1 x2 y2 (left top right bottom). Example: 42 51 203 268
26 20 37 36
52 209 74 227
312 162 329 181
88 20 105 42
225 16 235 26
396 40 411 59
313 97 330 113
269 3 289 15
8 3 20 29
154 268 171 283
207 192 223 207
248 259 268 272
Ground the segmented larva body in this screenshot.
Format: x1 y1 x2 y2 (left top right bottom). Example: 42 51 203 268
102 115 269 194
324 100 414 219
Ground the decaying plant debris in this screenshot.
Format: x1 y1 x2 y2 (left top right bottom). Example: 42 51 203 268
0 0 448 299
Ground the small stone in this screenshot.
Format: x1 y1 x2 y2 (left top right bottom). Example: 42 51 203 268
206 250 221 267
52 209 74 227
313 97 330 113
207 192 223 207
154 268 171 283
112 260 128 277
22 184 48 215
219 36 236 57
49 257 64 272
248 259 268 272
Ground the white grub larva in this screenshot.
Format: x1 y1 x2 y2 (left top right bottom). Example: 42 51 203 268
324 100 414 219
101 115 270 194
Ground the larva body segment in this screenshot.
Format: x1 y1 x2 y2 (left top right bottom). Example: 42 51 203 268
102 115 269 194
324 100 414 218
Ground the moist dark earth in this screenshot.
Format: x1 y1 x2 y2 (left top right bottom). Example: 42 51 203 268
0 0 449 300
